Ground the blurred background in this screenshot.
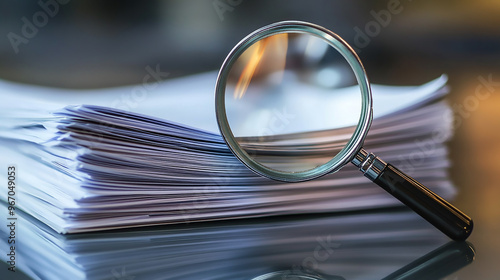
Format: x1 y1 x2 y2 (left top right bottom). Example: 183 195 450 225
1 0 499 278
1 0 499 88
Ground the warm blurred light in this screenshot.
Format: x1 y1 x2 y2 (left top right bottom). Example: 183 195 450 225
234 40 266 99
234 33 288 99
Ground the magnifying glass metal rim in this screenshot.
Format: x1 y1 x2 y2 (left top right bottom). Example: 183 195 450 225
215 20 373 182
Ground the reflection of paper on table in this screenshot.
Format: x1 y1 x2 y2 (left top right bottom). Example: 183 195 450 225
0 203 449 280
0 72 454 234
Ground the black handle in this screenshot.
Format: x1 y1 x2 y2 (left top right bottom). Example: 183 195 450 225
374 164 473 241
382 241 475 280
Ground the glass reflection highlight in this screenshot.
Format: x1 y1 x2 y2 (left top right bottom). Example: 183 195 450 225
253 241 474 280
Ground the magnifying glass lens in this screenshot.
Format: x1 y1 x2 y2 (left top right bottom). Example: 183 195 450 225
224 33 362 173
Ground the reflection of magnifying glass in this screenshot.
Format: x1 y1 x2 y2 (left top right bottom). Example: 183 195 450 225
215 21 473 240
251 241 475 280
252 271 344 280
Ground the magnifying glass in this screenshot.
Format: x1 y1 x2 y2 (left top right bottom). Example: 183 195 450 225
214 21 473 240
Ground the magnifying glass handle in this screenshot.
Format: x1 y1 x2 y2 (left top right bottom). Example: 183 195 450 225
353 149 473 241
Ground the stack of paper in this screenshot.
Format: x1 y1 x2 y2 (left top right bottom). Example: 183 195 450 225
0 72 454 234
